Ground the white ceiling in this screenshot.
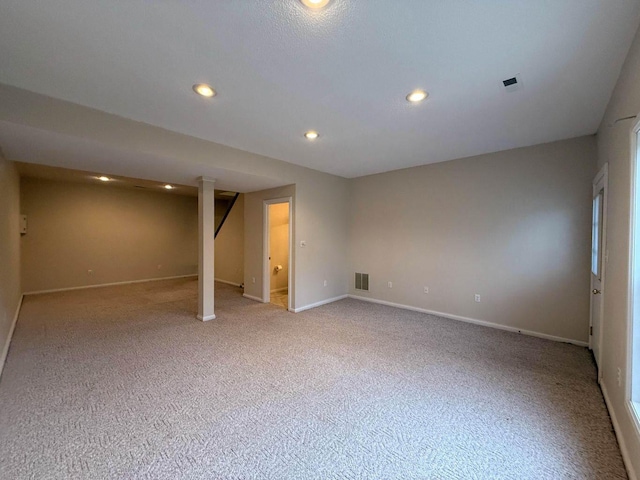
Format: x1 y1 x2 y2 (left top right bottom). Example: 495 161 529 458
0 0 639 178
0 120 286 192
14 161 199 197
15 161 243 199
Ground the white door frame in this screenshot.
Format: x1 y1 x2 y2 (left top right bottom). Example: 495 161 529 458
590 162 608 378
263 197 294 311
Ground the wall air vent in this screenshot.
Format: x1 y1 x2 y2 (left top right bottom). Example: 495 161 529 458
355 272 369 291
501 73 523 93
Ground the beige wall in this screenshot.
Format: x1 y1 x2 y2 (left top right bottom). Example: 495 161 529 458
1 87 352 312
244 173 350 310
294 173 350 308
215 194 244 286
269 202 289 292
0 158 21 371
244 185 295 302
596 24 640 477
20 178 198 292
349 136 596 343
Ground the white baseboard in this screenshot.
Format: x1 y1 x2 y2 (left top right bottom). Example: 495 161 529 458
243 293 266 303
292 294 348 313
348 295 588 347
0 295 24 380
196 314 216 321
215 278 242 287
23 274 198 296
601 382 638 480
270 287 288 294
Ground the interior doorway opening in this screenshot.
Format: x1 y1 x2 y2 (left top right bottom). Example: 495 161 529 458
263 198 292 310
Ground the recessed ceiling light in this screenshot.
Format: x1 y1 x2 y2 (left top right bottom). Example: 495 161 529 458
164 184 174 190
192 84 216 98
304 131 319 140
97 176 110 182
406 90 428 103
300 0 331 9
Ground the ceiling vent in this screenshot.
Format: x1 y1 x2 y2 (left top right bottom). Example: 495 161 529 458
502 73 523 93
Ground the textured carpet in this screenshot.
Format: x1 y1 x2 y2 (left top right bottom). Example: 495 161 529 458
0 278 627 479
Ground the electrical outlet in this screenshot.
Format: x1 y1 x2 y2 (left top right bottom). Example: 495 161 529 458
88 269 93 276
474 294 481 303
388 281 393 288
617 367 622 387
424 286 429 294
252 277 256 284
157 264 162 270
323 280 327 287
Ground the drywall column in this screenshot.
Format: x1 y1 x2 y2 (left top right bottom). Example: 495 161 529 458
198 176 216 321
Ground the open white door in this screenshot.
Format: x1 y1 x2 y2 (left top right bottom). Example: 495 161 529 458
590 164 608 372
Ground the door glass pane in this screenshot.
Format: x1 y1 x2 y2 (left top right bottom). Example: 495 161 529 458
592 192 602 277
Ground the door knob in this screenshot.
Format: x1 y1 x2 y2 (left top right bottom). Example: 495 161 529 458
592 289 601 294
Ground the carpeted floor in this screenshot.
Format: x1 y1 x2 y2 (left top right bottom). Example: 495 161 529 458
0 278 627 479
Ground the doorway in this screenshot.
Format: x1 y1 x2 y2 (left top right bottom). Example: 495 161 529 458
263 198 292 310
590 163 608 373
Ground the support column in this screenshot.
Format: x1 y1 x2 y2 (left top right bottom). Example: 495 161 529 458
197 176 216 321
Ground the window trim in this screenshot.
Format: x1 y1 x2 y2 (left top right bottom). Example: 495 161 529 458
627 113 640 431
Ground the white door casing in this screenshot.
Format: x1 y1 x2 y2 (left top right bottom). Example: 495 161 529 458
263 197 294 311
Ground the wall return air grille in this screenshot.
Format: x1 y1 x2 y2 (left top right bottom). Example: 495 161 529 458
355 273 369 291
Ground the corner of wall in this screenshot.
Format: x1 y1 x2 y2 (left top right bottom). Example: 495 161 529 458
0 158 22 379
